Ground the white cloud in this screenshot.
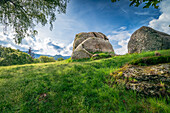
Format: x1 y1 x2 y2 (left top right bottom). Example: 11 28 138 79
149 0 170 34
0 12 87 56
0 32 73 56
134 12 157 16
135 12 150 15
119 26 127 30
35 14 88 45
114 38 130 55
107 26 131 55
108 27 131 41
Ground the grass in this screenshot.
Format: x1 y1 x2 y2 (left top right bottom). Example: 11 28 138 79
0 49 170 113
129 55 170 66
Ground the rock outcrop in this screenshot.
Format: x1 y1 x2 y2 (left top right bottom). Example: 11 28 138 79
109 63 170 96
128 26 170 53
71 32 114 60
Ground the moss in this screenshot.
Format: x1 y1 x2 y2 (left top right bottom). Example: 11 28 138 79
91 53 112 60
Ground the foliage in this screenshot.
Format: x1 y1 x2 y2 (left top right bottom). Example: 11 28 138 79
0 45 33 66
38 56 56 63
33 58 41 63
129 56 170 66
0 0 69 43
57 57 64 61
0 49 169 112
0 45 57 65
111 0 162 9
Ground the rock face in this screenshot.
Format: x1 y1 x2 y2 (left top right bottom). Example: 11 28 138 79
128 26 170 53
71 32 114 60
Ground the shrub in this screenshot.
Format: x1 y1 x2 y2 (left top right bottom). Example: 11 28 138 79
57 57 64 61
129 56 170 66
0 51 33 66
34 58 40 63
38 56 56 63
0 58 5 66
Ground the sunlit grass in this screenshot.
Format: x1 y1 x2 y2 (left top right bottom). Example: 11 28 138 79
0 49 170 112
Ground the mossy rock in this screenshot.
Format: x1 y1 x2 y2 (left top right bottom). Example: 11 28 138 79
109 63 170 97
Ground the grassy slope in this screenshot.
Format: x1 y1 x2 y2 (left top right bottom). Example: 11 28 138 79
0 50 170 113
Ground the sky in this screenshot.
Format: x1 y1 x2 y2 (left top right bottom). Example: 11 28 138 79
0 0 170 56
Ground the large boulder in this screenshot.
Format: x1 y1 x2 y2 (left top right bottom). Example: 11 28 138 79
128 26 170 53
71 32 114 60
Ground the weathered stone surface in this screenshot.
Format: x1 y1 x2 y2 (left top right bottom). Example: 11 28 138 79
71 32 114 60
128 26 170 53
71 50 92 60
109 63 170 96
73 32 108 51
75 37 114 53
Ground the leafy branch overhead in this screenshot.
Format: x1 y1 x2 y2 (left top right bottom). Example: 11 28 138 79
0 0 69 43
111 0 162 9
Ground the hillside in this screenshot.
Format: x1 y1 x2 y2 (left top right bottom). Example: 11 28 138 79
0 49 170 112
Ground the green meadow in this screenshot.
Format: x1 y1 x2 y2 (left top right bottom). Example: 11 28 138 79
0 50 170 113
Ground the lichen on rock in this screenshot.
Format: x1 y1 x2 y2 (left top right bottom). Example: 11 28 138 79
109 63 170 97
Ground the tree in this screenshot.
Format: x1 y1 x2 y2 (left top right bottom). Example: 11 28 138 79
111 0 162 9
28 47 34 59
0 0 69 44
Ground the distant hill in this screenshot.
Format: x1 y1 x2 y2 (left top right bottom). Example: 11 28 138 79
33 54 52 59
24 51 70 60
53 54 70 60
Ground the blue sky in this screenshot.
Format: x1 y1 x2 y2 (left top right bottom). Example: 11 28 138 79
0 0 170 56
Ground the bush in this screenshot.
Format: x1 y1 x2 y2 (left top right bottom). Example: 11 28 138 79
34 58 40 63
38 56 56 63
0 51 33 66
129 56 170 66
57 57 64 61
